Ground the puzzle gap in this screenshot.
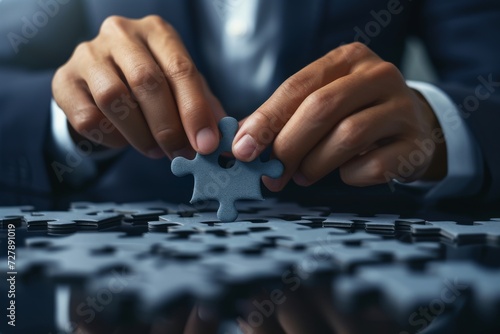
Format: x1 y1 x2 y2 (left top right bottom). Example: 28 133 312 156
218 152 236 169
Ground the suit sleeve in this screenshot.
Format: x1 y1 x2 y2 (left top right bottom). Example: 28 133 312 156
0 0 87 206
414 0 500 202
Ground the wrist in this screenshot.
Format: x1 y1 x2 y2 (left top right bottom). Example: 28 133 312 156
412 89 448 181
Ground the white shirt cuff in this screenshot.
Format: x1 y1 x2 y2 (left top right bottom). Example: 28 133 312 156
400 81 483 200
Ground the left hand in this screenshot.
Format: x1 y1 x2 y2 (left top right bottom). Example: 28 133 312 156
232 42 447 191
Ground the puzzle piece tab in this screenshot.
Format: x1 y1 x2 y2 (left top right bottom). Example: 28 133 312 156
171 117 283 221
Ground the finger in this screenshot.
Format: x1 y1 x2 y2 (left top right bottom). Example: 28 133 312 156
289 103 407 188
144 17 219 154
83 61 166 158
52 73 128 149
200 75 226 122
183 305 220 334
264 72 390 191
111 37 190 158
276 287 334 334
232 42 378 161
339 140 420 187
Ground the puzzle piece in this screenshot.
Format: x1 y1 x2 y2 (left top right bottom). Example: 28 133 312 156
3 200 500 332
333 261 500 331
171 117 283 222
71 200 194 222
411 220 500 244
305 212 426 233
0 206 33 228
87 260 221 321
25 211 122 231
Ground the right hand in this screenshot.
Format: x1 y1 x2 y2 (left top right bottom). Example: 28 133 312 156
52 15 225 159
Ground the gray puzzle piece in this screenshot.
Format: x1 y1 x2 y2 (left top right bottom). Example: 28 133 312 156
0 206 33 228
25 211 122 231
307 213 426 233
87 259 221 321
18 233 139 282
429 261 500 324
333 261 500 330
411 220 500 244
333 265 458 325
71 200 193 222
171 117 283 222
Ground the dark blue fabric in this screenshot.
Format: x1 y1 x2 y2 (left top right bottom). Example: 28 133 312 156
1 0 499 209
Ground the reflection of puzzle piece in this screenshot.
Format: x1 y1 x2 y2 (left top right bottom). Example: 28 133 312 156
171 117 283 222
25 211 122 231
88 260 220 320
411 220 500 244
0 206 33 228
304 239 440 271
334 261 500 330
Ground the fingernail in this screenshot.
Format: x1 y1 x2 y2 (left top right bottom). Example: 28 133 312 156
293 172 310 186
196 127 217 154
233 134 258 160
147 147 165 159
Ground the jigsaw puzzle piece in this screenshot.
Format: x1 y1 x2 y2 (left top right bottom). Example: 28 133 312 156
411 220 500 244
332 265 456 326
429 261 500 325
25 211 122 231
0 206 33 228
71 200 191 222
308 212 426 233
17 234 139 283
171 117 284 222
334 261 500 331
87 260 221 321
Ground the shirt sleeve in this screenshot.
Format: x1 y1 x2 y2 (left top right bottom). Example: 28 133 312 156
397 81 484 201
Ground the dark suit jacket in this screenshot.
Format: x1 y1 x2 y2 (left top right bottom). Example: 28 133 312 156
1 0 500 210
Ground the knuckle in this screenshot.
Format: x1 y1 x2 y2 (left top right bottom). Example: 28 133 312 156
345 42 370 57
128 63 165 96
52 66 70 89
302 90 340 124
372 61 401 80
144 15 175 33
73 41 93 57
144 14 163 23
335 118 365 151
93 83 127 108
100 15 128 34
304 90 330 109
70 108 103 134
251 110 279 146
165 55 197 80
280 76 310 99
178 97 209 123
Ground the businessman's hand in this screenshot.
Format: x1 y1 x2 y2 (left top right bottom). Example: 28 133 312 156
52 15 225 159
232 42 447 191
